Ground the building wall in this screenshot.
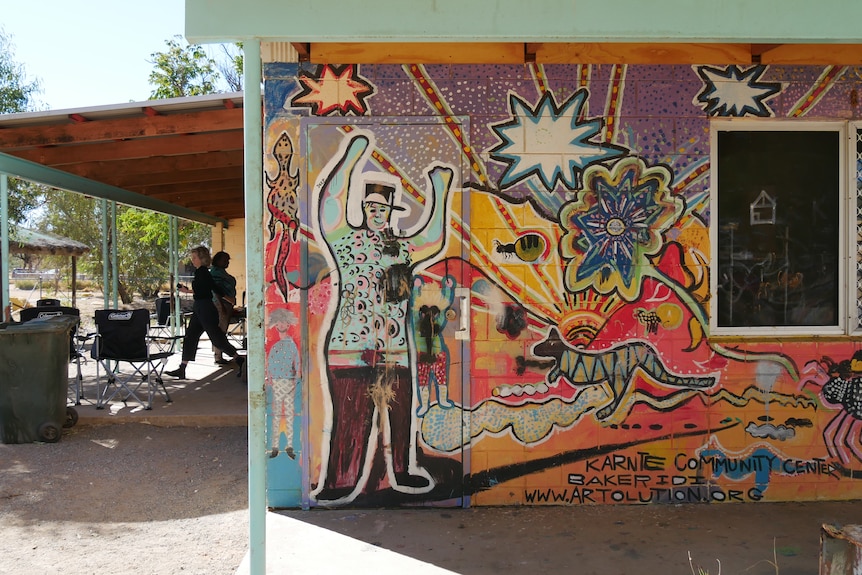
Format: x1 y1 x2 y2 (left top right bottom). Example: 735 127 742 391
213 219 247 301
262 61 862 508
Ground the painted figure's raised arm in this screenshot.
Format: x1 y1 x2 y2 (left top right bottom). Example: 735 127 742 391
318 134 370 237
411 165 453 263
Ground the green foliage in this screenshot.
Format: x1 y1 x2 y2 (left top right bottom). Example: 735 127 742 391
0 28 44 224
0 28 40 114
6 180 44 226
148 35 220 99
35 189 213 299
116 209 167 298
116 208 211 298
36 190 102 281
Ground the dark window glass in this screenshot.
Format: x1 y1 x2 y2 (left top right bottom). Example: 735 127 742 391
716 130 839 328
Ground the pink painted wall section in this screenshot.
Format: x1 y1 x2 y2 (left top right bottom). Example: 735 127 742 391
262 62 862 508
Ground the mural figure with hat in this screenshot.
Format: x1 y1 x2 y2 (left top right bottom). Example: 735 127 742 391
312 131 454 503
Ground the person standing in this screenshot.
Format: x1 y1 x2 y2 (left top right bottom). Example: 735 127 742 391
166 246 243 379
210 250 237 365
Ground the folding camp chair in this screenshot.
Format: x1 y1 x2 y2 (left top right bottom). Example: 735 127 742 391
226 292 246 350
152 296 171 329
92 309 179 410
149 296 186 351
20 305 90 406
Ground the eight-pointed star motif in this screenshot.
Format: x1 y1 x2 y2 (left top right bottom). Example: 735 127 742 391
292 64 375 116
694 64 780 117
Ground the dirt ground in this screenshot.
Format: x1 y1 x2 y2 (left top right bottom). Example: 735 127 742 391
5 424 862 575
275 501 862 575
0 424 249 575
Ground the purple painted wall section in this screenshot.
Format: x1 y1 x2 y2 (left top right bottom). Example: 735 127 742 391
262 62 862 508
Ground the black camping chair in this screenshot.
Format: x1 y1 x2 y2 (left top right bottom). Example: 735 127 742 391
150 296 185 350
20 305 91 406
92 309 179 410
226 291 247 350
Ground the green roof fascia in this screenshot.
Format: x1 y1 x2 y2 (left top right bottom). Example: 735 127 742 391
0 152 228 227
186 0 862 44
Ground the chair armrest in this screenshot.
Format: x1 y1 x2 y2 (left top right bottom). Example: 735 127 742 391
145 334 183 342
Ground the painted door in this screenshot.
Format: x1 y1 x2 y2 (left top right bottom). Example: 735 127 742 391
301 118 470 508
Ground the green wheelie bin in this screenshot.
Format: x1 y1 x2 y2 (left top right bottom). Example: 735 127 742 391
0 314 79 443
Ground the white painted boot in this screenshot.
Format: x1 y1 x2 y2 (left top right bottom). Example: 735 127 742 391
437 384 453 408
416 386 431 417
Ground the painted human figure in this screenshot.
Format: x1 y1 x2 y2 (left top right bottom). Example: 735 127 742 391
266 308 300 460
313 132 453 503
410 275 457 417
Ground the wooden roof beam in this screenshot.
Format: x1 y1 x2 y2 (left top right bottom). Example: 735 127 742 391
0 108 243 148
292 42 310 62
68 150 244 181
759 44 862 64
310 42 525 64
307 41 862 65
130 177 244 198
92 165 243 189
5 131 245 165
535 42 752 64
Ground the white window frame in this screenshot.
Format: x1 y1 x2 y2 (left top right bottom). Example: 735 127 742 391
851 121 862 336
709 119 847 337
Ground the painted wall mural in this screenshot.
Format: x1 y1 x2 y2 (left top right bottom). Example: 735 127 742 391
262 61 862 508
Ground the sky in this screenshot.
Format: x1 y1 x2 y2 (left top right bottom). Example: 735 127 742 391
1 0 224 111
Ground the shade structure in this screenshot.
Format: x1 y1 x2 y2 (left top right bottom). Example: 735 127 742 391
7 225 90 310
10 226 89 258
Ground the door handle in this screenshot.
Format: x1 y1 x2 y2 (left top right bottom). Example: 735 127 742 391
455 287 470 341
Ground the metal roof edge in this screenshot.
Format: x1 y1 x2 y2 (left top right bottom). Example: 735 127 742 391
0 153 228 227
0 92 245 127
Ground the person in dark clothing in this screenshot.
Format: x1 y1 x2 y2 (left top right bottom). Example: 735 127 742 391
210 250 238 365
165 246 243 379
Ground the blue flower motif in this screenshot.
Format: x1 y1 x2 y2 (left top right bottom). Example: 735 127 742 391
560 157 683 302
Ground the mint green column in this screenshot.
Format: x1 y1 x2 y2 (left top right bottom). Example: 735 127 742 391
110 201 118 309
170 216 181 335
242 38 267 575
101 200 109 309
1 174 8 320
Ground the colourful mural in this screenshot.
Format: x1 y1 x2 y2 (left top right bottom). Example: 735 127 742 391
262 61 862 508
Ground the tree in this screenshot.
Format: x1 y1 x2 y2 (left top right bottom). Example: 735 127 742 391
0 28 44 224
148 35 220 99
217 43 243 92
116 208 209 298
0 29 40 113
36 190 211 300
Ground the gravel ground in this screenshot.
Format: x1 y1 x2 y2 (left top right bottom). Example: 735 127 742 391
0 424 249 575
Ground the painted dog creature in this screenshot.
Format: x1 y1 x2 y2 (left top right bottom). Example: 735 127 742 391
531 328 716 421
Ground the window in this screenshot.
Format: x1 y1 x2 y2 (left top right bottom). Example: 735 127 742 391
710 121 846 335
856 125 862 331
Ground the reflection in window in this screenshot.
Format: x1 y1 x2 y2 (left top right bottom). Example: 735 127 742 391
716 129 840 329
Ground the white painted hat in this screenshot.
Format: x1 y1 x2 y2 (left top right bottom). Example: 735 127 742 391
364 183 406 211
